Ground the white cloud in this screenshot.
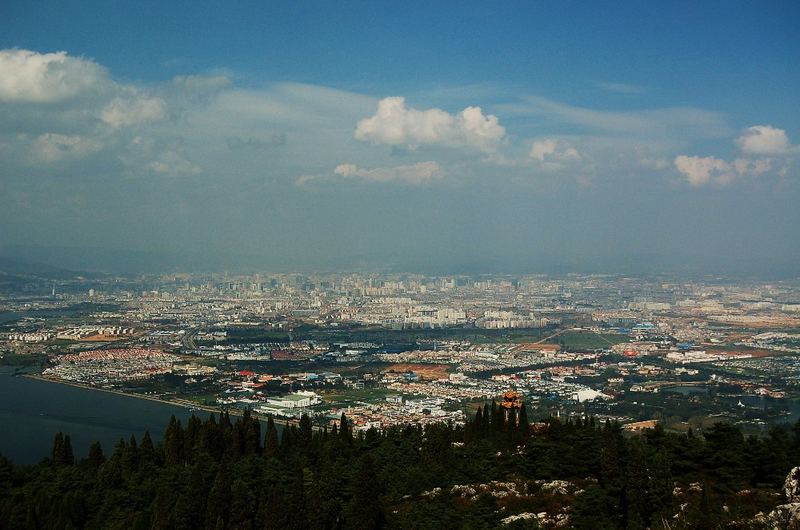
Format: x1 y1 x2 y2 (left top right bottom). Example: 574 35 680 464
674 155 732 186
298 161 443 186
529 138 581 173
595 81 644 94
674 124 797 187
333 161 442 184
101 94 167 127
458 106 506 151
170 74 231 93
354 97 505 151
4 49 791 194
733 158 772 176
32 133 103 163
736 125 795 155
0 49 108 103
673 154 779 186
146 149 202 176
529 138 580 162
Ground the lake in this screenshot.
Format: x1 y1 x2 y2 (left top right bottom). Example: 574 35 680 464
0 372 221 464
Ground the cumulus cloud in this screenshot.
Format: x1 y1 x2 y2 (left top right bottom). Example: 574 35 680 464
101 94 168 127
354 97 505 151
733 158 772 176
736 125 796 155
333 161 441 183
298 161 443 186
4 48 792 195
528 138 582 173
530 138 580 162
674 155 732 186
32 133 103 163
0 48 196 180
146 148 202 176
674 154 778 186
0 49 108 103
674 124 797 187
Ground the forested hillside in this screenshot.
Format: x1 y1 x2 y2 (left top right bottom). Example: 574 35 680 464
0 403 797 529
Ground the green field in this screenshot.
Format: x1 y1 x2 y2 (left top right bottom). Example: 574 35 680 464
546 331 629 351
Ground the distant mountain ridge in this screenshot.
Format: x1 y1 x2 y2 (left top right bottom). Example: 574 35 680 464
0 256 103 280
0 244 797 280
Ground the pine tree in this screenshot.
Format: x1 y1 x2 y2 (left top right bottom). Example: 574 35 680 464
339 413 352 443
220 411 233 433
62 435 74 465
490 400 499 433
0 454 12 497
121 434 139 477
649 450 674 521
240 410 261 456
86 441 104 469
51 432 65 465
227 478 255 530
150 488 174 530
185 464 209 529
472 406 484 440
623 440 649 529
164 415 185 466
281 425 294 454
171 492 194 530
344 454 384 529
482 403 491 437
264 416 279 458
517 404 530 443
298 413 313 451
51 432 75 466
140 430 155 463
506 407 517 447
185 414 203 455
205 464 232 530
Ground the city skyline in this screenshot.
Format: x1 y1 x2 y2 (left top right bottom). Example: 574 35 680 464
1 1 799 277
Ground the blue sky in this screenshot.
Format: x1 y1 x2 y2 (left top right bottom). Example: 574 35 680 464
1 1 799 274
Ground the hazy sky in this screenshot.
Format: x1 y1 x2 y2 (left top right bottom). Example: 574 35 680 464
1 1 799 275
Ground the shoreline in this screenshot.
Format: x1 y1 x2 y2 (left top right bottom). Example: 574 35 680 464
19 373 302 428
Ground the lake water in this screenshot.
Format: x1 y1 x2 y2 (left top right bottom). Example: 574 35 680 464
0 372 211 464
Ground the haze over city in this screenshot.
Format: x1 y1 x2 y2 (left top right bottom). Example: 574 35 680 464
6 3 800 528
1 1 798 276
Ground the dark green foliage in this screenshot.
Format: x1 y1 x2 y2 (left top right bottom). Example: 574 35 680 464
164 415 185 466
264 415 279 458
50 432 75 466
85 441 105 469
344 453 385 529
0 409 797 528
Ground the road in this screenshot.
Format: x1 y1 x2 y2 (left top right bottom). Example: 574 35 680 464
181 328 198 351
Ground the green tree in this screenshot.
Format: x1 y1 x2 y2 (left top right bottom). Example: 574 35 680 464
264 416 280 458
344 454 384 529
164 415 185 466
86 441 105 469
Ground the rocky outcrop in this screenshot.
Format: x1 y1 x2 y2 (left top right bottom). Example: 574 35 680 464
785 467 800 503
754 467 800 529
